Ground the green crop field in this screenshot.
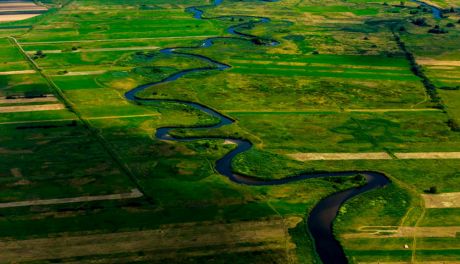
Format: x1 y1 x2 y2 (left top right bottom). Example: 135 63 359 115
0 0 459 263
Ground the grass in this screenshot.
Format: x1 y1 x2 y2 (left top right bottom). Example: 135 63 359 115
0 38 32 71
0 0 459 263
0 120 135 202
421 208 460 226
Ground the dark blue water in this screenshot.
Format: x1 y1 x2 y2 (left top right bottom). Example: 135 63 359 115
412 0 442 19
124 1 391 263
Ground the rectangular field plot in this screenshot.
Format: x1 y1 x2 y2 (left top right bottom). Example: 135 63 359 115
61 87 160 118
18 3 226 43
232 111 460 153
229 53 419 83
0 73 52 98
0 109 74 124
0 38 31 71
0 218 292 263
0 119 135 202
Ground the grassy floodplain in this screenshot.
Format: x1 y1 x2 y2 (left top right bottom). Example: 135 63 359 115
0 0 459 263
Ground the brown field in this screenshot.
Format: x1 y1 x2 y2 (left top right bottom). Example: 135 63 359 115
0 14 39 22
288 152 460 161
0 70 35 76
0 103 65 113
54 70 108 76
0 2 47 11
359 261 460 264
342 226 460 239
417 58 460 67
0 188 143 209
0 217 301 263
288 152 392 161
0 0 46 22
422 192 460 208
395 152 460 159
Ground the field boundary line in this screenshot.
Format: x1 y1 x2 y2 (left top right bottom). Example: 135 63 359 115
289 152 460 161
0 118 76 125
345 108 440 113
411 194 426 262
0 113 160 125
27 46 160 54
225 108 440 114
19 35 219 45
87 113 160 120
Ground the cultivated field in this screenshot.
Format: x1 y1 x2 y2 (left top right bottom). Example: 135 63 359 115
0 1 47 22
0 0 459 263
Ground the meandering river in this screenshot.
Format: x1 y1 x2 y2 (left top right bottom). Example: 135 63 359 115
412 0 442 19
124 1 394 263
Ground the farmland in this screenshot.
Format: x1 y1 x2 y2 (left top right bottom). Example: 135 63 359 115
0 0 460 263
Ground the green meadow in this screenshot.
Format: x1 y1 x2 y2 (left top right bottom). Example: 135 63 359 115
0 0 459 263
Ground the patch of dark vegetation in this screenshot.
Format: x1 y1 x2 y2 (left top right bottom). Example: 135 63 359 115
393 32 443 108
332 117 404 147
341 25 378 33
126 51 157 64
428 25 448 34
412 17 429 26
425 186 438 194
446 7 457 13
32 50 46 60
325 174 367 190
24 91 46 98
282 34 304 42
132 66 165 75
139 4 157 10
251 38 269 45
6 91 47 99
417 5 432 14
365 19 402 26
447 119 460 132
16 121 77 130
440 86 460 90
